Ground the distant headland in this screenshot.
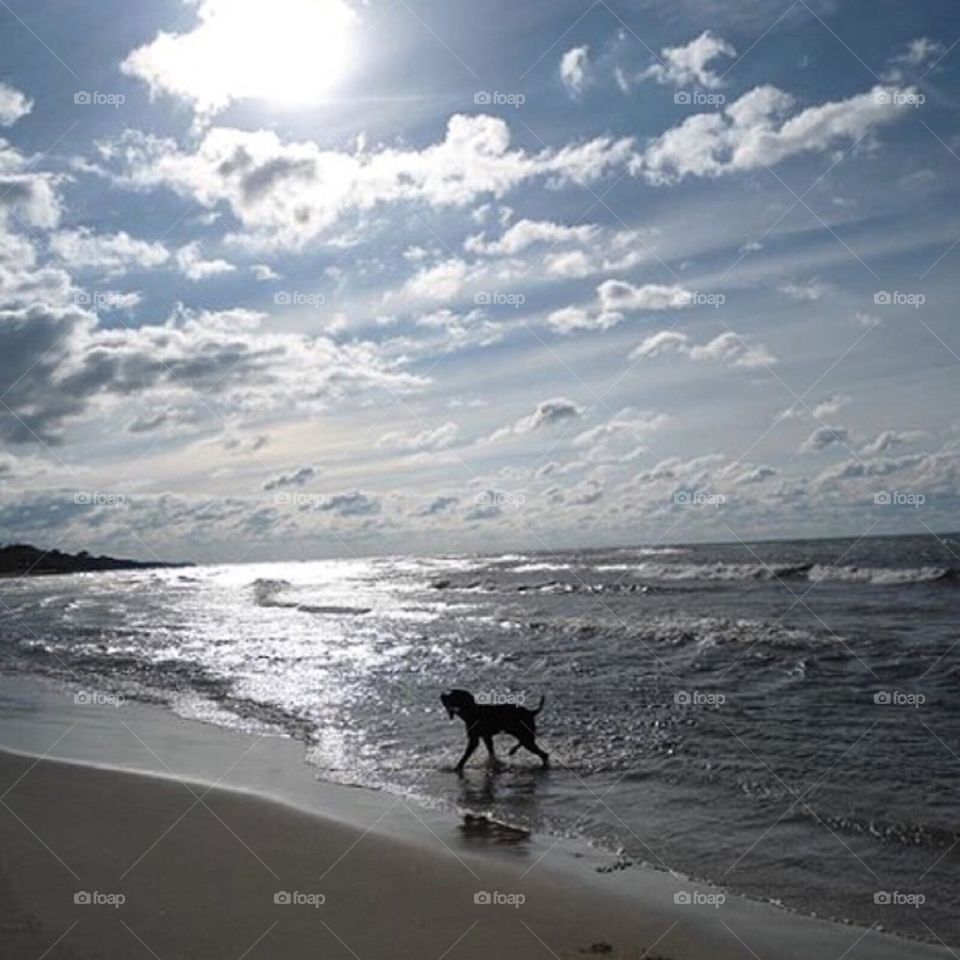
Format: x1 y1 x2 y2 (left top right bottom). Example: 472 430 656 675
0 543 193 577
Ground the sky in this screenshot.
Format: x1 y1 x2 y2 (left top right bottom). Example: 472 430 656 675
0 0 957 563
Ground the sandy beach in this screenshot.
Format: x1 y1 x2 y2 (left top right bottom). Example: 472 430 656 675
0 677 952 960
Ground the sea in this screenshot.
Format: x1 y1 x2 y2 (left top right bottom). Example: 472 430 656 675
2 532 957 945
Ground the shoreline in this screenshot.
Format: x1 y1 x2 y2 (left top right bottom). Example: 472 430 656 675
0 673 953 959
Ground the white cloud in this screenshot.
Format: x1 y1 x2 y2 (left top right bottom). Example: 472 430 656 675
637 84 915 184
801 424 849 453
860 429 926 456
490 397 583 442
550 280 695 333
560 45 592 97
0 82 32 126
642 31 735 89
466 218 597 256
175 241 236 281
100 116 635 249
378 421 459 453
631 330 777 368
120 0 359 116
251 264 281 281
779 279 827 301
50 228 170 276
263 465 315 490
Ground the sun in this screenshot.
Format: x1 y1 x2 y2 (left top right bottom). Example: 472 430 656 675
123 0 358 114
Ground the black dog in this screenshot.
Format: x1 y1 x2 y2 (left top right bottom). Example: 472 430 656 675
440 689 549 772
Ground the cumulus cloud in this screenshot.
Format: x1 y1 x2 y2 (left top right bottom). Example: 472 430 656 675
0 304 425 445
642 31 735 89
801 425 849 453
560 45 592 97
636 83 915 184
263 465 315 490
50 228 170 276
378 421 459 453
120 0 359 116
315 491 381 517
0 82 33 126
175 241 236 280
465 218 597 256
549 280 694 332
490 397 583 442
631 330 777 368
98 116 635 249
860 429 926 456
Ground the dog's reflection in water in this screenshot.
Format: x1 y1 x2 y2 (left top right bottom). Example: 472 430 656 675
455 765 552 853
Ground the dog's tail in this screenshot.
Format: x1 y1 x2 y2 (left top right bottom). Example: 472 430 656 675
531 694 546 715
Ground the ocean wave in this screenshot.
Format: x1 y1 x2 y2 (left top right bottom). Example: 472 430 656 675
806 564 955 585
802 809 960 849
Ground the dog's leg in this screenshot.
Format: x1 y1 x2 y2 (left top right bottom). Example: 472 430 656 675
456 735 480 772
519 736 549 766
482 734 502 768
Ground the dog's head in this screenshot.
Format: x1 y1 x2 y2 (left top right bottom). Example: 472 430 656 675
440 689 475 719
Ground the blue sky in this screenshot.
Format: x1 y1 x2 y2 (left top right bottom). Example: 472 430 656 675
0 0 957 562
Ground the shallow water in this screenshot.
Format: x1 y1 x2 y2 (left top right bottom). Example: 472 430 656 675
1 533 957 944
